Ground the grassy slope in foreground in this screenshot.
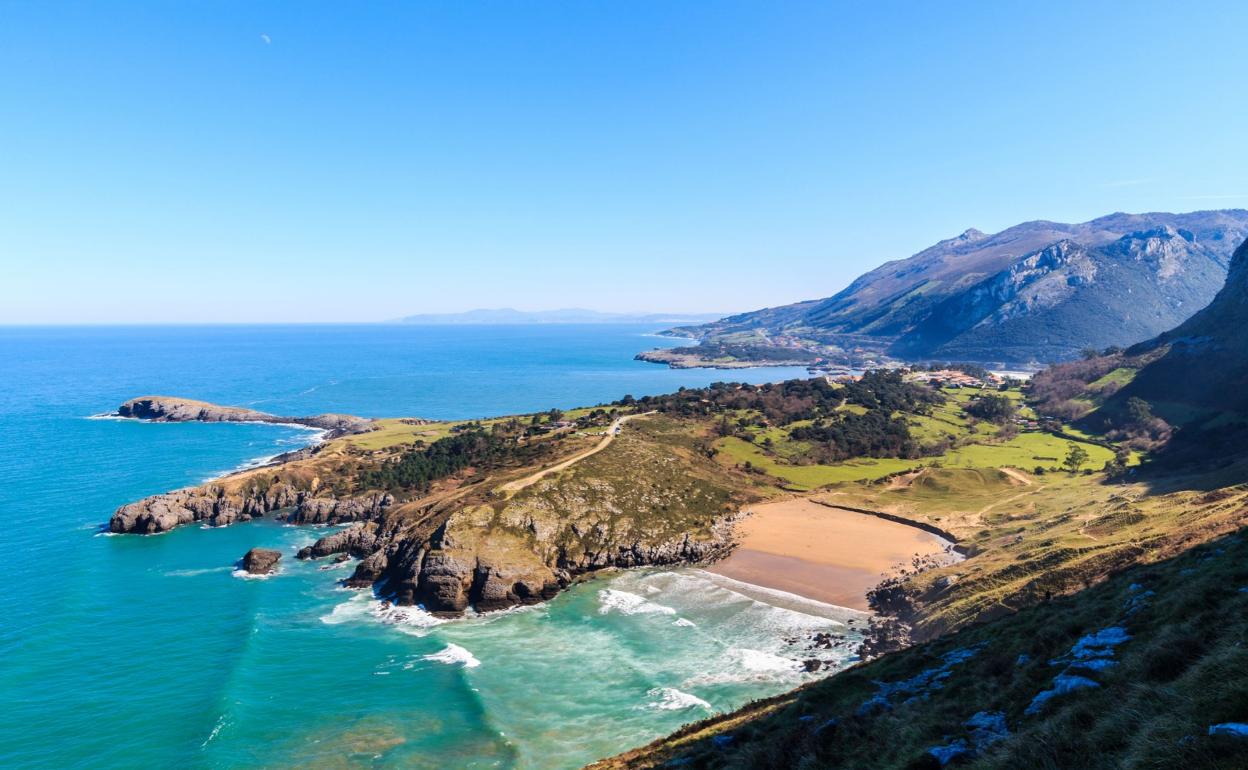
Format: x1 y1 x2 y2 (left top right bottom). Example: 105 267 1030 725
813 461 1248 643
590 529 1248 770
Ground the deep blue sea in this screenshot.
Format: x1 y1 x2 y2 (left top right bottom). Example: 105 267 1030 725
0 324 863 769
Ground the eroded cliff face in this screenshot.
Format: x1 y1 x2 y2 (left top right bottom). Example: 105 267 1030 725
108 481 394 533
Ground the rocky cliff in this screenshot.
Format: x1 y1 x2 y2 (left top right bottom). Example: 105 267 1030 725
109 480 395 534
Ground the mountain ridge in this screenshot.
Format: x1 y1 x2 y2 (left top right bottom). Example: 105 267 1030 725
663 209 1248 366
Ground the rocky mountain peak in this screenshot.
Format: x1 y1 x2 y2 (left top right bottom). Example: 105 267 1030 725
1110 226 1200 280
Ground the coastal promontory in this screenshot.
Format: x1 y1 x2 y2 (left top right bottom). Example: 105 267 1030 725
117 395 374 437
108 397 759 615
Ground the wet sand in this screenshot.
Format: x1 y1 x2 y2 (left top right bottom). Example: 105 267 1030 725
709 498 955 611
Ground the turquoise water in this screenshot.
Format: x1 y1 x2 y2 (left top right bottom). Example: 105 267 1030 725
0 325 862 769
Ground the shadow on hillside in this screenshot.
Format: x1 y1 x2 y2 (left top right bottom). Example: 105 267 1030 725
1132 433 1248 495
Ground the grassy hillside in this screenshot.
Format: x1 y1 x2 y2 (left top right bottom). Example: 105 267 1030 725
710 383 1114 492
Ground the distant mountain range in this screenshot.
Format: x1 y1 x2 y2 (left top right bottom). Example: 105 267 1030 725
666 210 1248 365
396 308 725 325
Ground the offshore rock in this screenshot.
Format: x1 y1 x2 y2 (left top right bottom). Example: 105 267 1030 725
241 548 282 575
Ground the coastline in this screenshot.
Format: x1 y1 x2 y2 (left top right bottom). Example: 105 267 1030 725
708 498 959 611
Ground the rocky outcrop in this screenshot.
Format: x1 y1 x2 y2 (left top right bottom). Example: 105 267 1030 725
241 548 281 575
295 500 743 616
109 482 394 534
116 396 374 437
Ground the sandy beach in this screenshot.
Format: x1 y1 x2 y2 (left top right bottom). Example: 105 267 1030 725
709 498 956 611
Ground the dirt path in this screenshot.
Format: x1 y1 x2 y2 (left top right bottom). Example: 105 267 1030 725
498 412 654 495
999 467 1034 486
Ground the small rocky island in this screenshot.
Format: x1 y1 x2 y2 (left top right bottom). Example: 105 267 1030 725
240 547 282 575
117 395 374 437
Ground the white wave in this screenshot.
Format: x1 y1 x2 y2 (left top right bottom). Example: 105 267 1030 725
673 618 697 628
423 643 481 668
320 594 373 624
84 413 128 421
165 567 231 577
319 594 446 633
682 647 805 688
379 603 445 631
645 687 711 711
231 568 277 580
736 647 802 674
597 589 675 616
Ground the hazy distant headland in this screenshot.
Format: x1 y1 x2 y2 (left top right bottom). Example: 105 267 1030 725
395 308 726 326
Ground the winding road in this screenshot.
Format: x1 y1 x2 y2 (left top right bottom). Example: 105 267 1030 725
498 411 655 495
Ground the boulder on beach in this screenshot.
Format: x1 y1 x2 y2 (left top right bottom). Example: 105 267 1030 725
242 548 282 575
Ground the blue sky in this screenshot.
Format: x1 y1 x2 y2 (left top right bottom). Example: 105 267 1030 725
2 1 1246 323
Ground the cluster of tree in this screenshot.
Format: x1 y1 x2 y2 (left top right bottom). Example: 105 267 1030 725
1104 396 1173 451
789 410 923 461
355 428 552 494
840 370 944 413
623 377 848 425
964 394 1017 424
623 371 942 427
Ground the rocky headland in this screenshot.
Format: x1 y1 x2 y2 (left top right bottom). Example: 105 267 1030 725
108 399 759 616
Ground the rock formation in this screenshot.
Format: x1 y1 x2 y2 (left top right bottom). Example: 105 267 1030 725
109 482 394 534
241 548 282 575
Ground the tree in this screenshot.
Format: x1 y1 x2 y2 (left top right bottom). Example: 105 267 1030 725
964 394 1017 425
1125 397 1154 426
1063 444 1090 473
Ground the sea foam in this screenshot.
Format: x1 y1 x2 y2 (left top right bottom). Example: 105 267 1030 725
424 643 481 668
645 687 711 711
319 593 446 633
597 589 676 616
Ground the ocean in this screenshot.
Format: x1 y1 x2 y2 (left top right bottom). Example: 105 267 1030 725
0 324 864 769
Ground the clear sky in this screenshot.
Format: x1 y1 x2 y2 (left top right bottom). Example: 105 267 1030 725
2 1 1246 324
